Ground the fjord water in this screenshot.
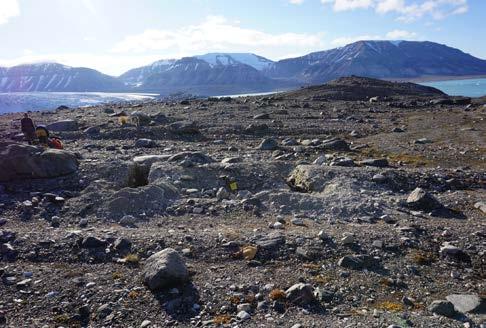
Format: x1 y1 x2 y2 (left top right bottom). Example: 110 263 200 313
0 92 157 114
420 77 486 97
1 78 485 114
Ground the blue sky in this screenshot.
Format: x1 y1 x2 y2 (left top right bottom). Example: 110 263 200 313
0 0 484 75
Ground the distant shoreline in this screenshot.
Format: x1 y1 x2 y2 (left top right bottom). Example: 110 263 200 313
388 75 486 83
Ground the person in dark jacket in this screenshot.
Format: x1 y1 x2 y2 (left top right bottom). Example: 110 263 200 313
21 113 36 144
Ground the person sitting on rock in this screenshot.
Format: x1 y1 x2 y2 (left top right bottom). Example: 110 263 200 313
20 113 36 144
35 125 50 147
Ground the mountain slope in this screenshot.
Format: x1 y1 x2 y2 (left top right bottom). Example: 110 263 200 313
119 53 277 95
140 57 280 95
0 63 125 92
195 53 274 71
266 41 486 84
3 41 486 95
118 59 177 87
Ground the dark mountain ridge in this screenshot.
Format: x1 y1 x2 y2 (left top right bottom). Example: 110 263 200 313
266 41 486 84
0 63 125 92
2 40 486 95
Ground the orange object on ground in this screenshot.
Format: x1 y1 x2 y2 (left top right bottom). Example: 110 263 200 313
49 138 64 149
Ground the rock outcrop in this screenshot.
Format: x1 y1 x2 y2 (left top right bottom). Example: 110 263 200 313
0 142 79 181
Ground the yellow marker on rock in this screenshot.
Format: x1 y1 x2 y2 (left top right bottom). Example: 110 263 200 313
229 182 238 191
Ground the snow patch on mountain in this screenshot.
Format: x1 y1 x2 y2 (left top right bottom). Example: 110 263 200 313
390 40 404 46
196 53 274 71
151 59 177 67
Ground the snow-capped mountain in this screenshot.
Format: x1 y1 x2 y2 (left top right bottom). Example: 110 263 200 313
3 41 486 95
195 53 274 71
119 59 177 87
139 57 280 95
266 40 486 84
0 63 125 92
119 53 276 94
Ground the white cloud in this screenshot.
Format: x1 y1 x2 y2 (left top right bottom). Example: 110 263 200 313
331 34 382 46
322 0 374 11
385 29 417 39
289 0 305 4
112 16 325 60
0 16 327 75
0 0 20 25
321 0 468 21
332 29 418 46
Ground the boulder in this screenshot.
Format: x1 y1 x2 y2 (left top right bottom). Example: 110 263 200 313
0 142 79 182
130 111 151 126
428 300 456 317
46 119 78 132
338 255 366 270
406 188 442 211
258 138 278 150
168 121 199 134
414 138 432 144
84 126 101 136
320 139 350 151
133 155 170 167
167 152 214 164
474 201 486 214
0 243 17 261
129 155 171 186
439 243 470 262
430 98 454 105
253 113 270 120
446 294 486 314
150 112 168 124
119 215 139 227
358 158 389 167
80 236 107 248
143 248 189 290
245 123 269 134
104 184 178 219
135 138 157 148
285 283 315 306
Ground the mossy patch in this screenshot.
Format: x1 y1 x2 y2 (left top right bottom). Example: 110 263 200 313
375 301 405 312
409 250 435 265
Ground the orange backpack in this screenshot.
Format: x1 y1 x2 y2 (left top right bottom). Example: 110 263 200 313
49 138 64 149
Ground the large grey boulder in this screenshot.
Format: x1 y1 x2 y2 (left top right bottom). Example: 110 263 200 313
446 294 486 314
143 248 189 290
104 184 178 219
46 119 79 132
0 142 79 182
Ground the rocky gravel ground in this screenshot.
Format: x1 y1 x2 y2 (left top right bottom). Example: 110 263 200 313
0 77 485 327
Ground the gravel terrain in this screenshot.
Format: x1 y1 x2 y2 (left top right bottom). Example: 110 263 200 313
0 77 485 328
